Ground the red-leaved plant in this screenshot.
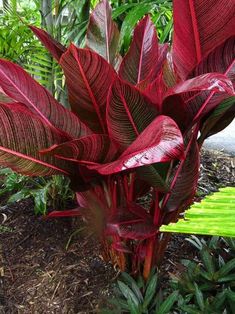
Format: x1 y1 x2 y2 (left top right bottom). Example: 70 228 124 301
0 0 234 278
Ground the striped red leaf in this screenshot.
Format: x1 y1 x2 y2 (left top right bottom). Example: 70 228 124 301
60 44 116 133
40 134 118 164
0 59 90 139
0 102 75 176
173 0 235 79
162 73 234 131
85 0 119 64
29 26 66 62
119 15 159 85
107 77 158 149
88 115 184 175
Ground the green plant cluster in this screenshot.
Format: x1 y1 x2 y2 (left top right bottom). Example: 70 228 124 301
0 168 74 215
104 236 235 313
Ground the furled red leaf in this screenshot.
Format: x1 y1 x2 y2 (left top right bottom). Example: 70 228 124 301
46 208 83 218
107 77 158 149
0 59 90 139
40 134 118 164
163 139 200 214
88 115 184 175
86 0 119 64
173 0 235 79
162 73 235 131
29 26 66 62
60 44 116 133
119 15 158 85
0 102 74 176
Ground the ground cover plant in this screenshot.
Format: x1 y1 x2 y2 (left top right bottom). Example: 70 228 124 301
0 0 234 280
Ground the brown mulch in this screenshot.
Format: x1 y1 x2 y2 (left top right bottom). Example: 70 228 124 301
0 148 235 313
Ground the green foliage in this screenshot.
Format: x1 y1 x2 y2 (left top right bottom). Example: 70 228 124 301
173 236 235 313
102 270 178 314
0 168 74 215
160 187 235 237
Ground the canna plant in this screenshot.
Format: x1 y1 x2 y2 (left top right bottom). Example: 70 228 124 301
0 0 234 279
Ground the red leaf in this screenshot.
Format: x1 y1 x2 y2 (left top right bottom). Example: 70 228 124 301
0 59 91 139
137 43 169 91
29 26 66 62
40 134 118 164
163 139 200 214
107 77 158 149
88 115 184 175
107 203 156 240
0 102 74 176
119 15 159 85
107 221 157 240
173 0 235 79
60 44 116 133
111 242 132 254
46 208 83 218
162 73 234 131
86 0 119 64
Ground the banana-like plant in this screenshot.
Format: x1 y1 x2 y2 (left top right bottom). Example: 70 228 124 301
0 0 234 279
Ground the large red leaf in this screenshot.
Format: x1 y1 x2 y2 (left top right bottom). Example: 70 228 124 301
85 0 119 64
162 73 234 131
119 15 159 85
0 59 90 139
40 134 118 164
60 44 116 133
107 77 158 149
173 0 235 79
88 115 184 175
0 102 74 176
29 26 66 62
163 139 200 214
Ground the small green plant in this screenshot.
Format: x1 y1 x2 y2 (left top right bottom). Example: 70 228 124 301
103 270 178 314
0 168 74 215
172 236 235 313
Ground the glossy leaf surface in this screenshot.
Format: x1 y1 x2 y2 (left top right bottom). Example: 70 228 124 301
88 115 184 175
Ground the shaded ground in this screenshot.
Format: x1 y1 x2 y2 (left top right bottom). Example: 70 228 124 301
0 149 234 313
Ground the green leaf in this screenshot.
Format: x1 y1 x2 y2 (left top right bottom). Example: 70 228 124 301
160 187 235 237
32 184 49 215
194 282 204 311
216 258 235 278
8 189 31 203
143 273 158 310
121 272 144 303
156 291 179 314
117 281 140 312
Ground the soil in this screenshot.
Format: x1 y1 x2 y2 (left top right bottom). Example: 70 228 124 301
0 148 234 314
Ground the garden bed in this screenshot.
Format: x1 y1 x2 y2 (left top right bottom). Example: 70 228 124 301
0 148 234 313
